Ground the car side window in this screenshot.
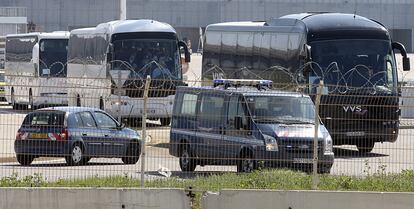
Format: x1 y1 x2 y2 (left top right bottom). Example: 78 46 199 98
77 112 97 128
94 112 117 129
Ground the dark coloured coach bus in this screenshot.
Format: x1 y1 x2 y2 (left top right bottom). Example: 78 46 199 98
201 13 411 152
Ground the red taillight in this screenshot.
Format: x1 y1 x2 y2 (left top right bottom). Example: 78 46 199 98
16 132 28 140
16 132 22 140
59 128 68 141
47 128 68 141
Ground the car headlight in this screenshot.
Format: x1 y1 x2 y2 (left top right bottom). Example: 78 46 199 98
323 133 333 154
264 135 278 152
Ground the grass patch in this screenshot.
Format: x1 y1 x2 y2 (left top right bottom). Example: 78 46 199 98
2 169 414 191
2 169 414 209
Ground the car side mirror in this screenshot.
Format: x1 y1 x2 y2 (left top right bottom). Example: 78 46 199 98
117 123 125 130
234 116 242 130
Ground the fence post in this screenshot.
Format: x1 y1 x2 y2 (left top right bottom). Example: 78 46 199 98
141 75 151 188
312 80 323 190
117 68 122 122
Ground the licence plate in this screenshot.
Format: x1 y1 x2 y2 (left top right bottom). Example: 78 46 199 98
293 158 314 164
30 133 48 139
346 131 365 137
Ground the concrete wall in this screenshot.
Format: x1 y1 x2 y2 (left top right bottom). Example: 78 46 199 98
203 189 414 209
0 188 191 209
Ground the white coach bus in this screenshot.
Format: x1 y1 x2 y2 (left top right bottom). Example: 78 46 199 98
4 32 69 110
67 19 190 125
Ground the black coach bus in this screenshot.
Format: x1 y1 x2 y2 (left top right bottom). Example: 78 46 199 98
201 13 411 153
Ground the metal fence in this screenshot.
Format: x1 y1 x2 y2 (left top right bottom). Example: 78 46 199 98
0 56 414 189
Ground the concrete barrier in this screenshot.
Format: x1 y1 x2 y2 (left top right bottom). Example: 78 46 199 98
0 188 190 209
203 189 414 209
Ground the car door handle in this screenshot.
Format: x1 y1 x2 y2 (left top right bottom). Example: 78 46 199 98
104 134 109 137
82 133 87 136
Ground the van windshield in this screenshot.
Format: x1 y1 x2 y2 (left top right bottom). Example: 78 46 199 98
246 96 315 124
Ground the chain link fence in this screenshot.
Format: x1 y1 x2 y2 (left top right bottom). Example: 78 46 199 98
0 54 413 189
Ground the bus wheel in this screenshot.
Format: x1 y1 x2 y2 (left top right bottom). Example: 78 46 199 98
356 141 375 153
29 90 35 110
99 97 104 110
76 95 81 107
11 88 17 110
160 118 171 126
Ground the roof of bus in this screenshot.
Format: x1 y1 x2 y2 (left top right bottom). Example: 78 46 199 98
206 13 388 39
70 19 176 36
6 31 69 40
281 13 388 34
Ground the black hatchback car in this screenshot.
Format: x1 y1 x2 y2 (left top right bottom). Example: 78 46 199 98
15 107 141 166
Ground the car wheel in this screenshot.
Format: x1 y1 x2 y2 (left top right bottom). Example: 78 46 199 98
16 154 34 166
179 146 196 172
160 118 171 126
237 150 256 173
121 142 141 164
66 144 85 166
356 141 375 153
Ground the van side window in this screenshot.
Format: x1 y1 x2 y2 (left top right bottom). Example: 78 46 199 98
199 94 224 123
181 93 198 116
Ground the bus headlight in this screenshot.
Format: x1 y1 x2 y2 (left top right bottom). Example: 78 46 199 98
324 134 333 154
264 135 278 152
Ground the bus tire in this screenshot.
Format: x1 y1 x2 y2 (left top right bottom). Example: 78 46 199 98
76 95 81 107
99 97 104 110
29 89 34 110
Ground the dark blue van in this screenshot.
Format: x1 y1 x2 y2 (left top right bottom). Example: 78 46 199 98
15 106 141 166
169 79 334 173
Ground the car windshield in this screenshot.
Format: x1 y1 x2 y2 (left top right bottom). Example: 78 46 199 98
310 39 396 93
39 39 68 77
22 111 65 127
112 38 181 79
245 96 315 124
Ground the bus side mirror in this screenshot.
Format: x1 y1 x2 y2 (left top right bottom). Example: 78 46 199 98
106 43 114 63
305 44 312 62
403 56 410 71
392 42 410 71
179 40 191 63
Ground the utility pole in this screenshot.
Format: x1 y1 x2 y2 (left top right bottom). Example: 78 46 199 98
120 0 126 20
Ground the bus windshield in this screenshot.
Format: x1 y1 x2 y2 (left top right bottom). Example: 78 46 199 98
246 96 315 124
310 39 396 93
112 39 181 80
39 39 68 77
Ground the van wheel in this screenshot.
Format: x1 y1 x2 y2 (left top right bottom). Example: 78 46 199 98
16 154 34 166
237 150 256 173
66 143 86 166
122 142 141 164
160 118 171 126
179 145 196 172
356 141 375 153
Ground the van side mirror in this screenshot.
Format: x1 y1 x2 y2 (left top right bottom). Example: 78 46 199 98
234 116 242 130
